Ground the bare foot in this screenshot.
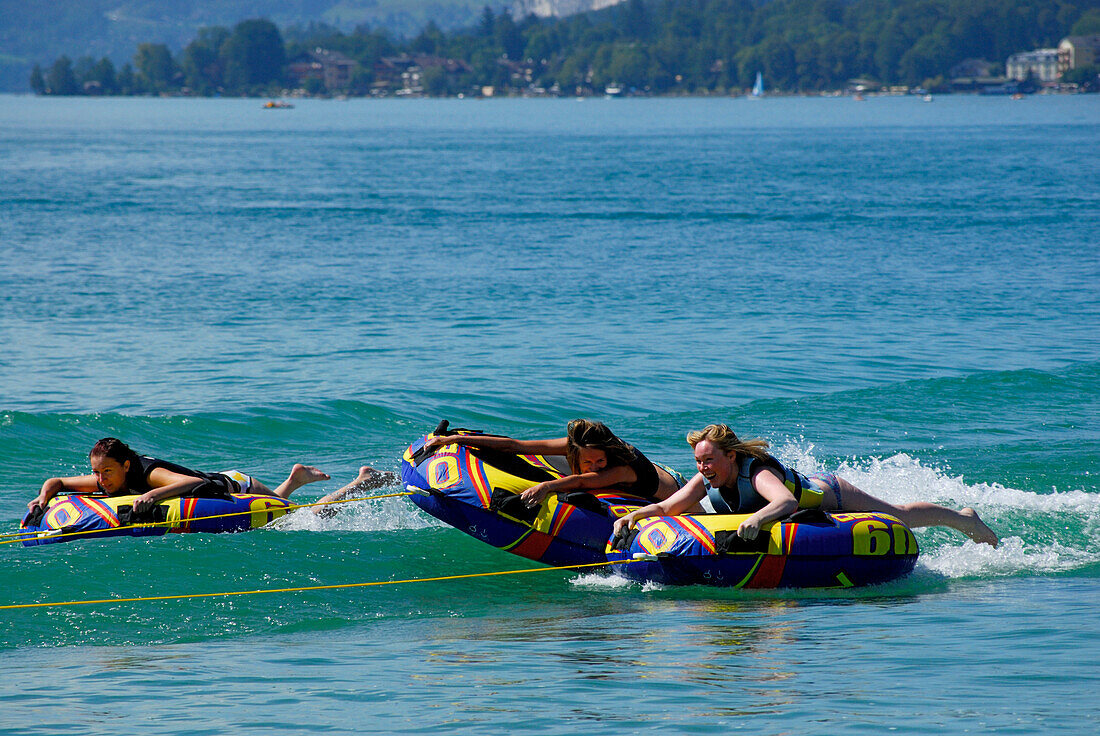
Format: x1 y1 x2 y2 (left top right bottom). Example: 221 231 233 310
289 464 331 486
960 508 999 547
353 465 379 484
273 464 332 499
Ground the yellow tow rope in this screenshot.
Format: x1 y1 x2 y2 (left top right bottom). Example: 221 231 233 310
0 559 632 611
0 491 415 546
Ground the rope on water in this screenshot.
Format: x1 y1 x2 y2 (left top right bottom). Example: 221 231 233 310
0 559 633 611
1 491 416 546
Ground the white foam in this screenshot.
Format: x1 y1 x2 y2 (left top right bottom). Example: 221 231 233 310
775 440 1100 579
776 440 1100 513
271 494 442 533
570 571 666 592
918 536 1096 578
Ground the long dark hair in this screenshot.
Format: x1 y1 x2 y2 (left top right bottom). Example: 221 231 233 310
565 419 636 473
89 437 140 466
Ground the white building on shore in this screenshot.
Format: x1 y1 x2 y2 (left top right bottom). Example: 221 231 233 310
1006 49 1060 81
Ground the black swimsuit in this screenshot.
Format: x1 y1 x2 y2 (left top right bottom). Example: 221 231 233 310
611 449 663 503
108 456 234 499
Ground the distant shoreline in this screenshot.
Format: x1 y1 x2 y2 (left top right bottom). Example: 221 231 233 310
8 88 1095 100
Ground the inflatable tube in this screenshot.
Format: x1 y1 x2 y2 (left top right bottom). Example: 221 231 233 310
402 426 918 588
607 509 918 588
19 492 292 546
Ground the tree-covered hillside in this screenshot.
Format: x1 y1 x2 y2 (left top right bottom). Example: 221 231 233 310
23 0 1100 96
0 0 498 91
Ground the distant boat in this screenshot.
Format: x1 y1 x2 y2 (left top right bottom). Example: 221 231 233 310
922 94 934 102
263 100 294 109
751 72 764 98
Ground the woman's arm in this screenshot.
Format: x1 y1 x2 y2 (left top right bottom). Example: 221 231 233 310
132 467 207 512
28 474 100 510
611 474 709 534
736 468 799 540
518 464 638 507
424 434 569 456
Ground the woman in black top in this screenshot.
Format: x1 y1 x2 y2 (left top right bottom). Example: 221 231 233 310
28 437 330 513
425 419 687 508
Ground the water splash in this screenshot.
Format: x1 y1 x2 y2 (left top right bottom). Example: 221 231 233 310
776 440 1100 580
270 494 441 534
571 572 666 592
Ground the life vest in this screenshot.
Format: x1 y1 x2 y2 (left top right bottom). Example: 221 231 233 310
704 454 808 514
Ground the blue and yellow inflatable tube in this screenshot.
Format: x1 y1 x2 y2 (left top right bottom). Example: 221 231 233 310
18 492 292 546
402 426 918 589
606 510 918 588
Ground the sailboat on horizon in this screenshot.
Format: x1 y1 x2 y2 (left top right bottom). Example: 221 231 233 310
750 71 764 98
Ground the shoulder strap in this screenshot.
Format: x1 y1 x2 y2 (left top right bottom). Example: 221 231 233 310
705 476 734 513
735 455 763 512
747 454 805 503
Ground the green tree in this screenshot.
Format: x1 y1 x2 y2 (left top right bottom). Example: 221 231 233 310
46 56 78 95
87 57 118 94
29 64 45 94
117 63 137 94
1062 64 1100 90
73 56 96 89
182 26 230 94
422 65 450 95
620 0 651 40
898 34 952 85
221 19 286 91
412 21 444 54
496 13 525 61
479 5 495 37
1071 9 1100 35
348 66 375 95
525 28 559 63
604 43 649 88
134 43 176 93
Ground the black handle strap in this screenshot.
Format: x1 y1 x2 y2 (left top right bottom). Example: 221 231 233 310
116 505 170 526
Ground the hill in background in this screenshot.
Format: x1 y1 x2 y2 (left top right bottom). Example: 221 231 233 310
0 0 525 91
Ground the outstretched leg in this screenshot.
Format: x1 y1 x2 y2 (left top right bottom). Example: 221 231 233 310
823 476 999 547
257 464 331 499
312 466 396 517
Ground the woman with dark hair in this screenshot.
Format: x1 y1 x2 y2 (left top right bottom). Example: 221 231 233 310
28 437 330 514
424 419 688 508
613 424 998 547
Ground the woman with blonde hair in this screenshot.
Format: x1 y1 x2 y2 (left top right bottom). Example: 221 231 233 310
425 419 687 508
613 424 998 547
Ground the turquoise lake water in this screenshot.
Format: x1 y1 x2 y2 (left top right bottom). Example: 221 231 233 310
1 94 1098 734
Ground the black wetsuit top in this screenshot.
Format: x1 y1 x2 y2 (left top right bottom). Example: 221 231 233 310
610 449 662 503
106 456 233 499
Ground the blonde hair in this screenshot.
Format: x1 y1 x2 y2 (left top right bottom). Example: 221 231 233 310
686 424 771 462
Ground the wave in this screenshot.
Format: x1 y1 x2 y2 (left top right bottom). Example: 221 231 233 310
4 363 1097 587
777 442 1100 581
